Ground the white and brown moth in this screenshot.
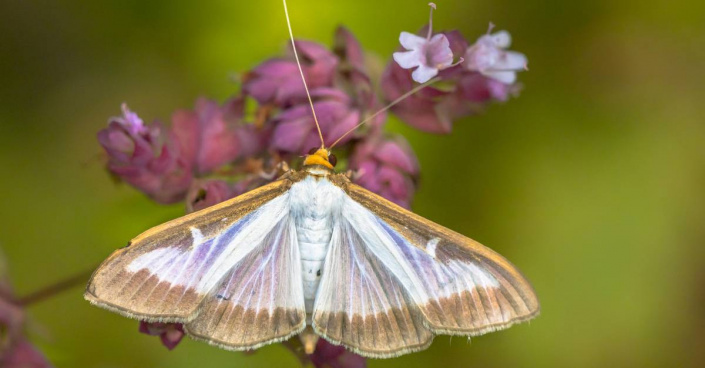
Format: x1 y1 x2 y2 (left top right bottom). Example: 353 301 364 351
84 0 539 358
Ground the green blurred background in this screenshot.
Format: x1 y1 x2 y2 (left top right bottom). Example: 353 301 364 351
1 0 703 367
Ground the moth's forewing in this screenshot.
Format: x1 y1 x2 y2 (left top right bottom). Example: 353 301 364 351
346 182 540 331
183 207 307 350
84 179 295 323
312 215 434 358
311 175 539 358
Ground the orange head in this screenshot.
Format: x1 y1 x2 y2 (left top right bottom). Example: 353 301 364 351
302 147 337 170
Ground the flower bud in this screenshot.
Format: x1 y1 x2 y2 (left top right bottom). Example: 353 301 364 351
349 135 419 209
270 88 360 154
243 41 338 106
98 104 193 203
138 321 185 350
464 27 527 84
309 339 366 368
171 97 263 175
185 179 236 213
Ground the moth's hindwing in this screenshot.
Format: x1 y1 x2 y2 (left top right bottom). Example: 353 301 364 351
312 178 539 358
85 178 307 349
312 216 434 358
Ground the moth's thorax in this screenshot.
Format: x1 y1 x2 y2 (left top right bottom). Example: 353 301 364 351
301 164 334 177
288 176 345 313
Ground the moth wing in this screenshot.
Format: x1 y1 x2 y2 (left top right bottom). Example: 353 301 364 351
312 182 539 357
184 213 306 350
344 183 540 335
84 179 303 330
311 216 434 358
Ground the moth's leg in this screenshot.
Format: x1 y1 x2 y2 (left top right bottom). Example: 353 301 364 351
343 168 364 181
261 161 291 180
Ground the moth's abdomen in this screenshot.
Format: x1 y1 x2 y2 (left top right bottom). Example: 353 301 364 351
288 176 344 314
298 221 332 312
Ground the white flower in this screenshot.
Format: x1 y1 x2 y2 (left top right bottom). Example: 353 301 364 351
117 103 146 135
392 3 459 83
393 32 454 83
464 28 527 84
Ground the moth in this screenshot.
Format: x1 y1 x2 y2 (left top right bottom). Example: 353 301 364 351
85 0 539 359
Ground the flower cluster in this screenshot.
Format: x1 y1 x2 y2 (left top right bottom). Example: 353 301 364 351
94 4 528 367
385 6 527 133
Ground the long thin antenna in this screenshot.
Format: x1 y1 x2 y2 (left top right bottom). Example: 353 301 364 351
282 0 325 149
329 77 440 149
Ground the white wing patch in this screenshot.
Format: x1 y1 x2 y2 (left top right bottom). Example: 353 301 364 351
190 227 205 248
127 247 180 274
425 237 439 259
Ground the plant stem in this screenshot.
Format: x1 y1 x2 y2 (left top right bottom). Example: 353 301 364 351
17 268 95 307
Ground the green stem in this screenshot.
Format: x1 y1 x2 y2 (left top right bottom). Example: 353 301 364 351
17 268 95 307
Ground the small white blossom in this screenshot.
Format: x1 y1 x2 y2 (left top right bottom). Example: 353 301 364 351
464 27 527 84
393 32 453 83
392 3 456 83
117 103 146 135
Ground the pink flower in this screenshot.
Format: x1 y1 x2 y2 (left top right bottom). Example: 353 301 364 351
333 27 365 71
349 135 419 209
270 88 362 154
1 340 53 368
382 30 469 133
455 72 519 102
98 104 193 203
334 27 387 131
392 3 456 83
185 160 283 213
310 339 366 368
171 97 263 175
393 32 453 83
0 296 24 346
138 322 185 350
98 104 151 163
246 28 384 156
382 28 520 133
0 254 52 367
243 41 338 106
185 179 236 213
464 26 527 84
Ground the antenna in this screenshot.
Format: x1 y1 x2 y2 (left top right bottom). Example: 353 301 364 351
329 77 439 149
282 0 325 149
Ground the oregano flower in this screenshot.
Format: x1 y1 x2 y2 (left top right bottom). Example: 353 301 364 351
392 3 458 83
464 25 528 84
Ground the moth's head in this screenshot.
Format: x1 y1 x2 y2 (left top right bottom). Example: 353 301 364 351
303 147 337 170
